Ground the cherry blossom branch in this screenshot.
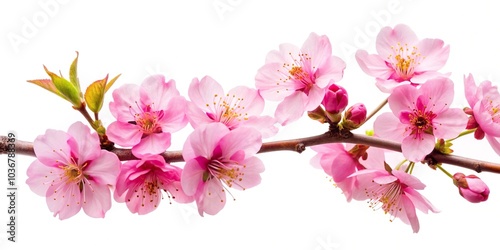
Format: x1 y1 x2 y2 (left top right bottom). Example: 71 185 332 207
2 132 500 174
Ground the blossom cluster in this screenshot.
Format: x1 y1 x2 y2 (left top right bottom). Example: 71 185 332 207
25 24 499 232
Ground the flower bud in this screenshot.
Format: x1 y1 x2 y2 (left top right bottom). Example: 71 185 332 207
307 106 328 124
322 83 348 123
453 173 489 203
342 103 367 130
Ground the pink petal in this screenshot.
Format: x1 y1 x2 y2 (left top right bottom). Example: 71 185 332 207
414 39 449 72
255 62 297 101
140 75 179 111
227 86 265 116
304 84 325 111
33 129 72 167
186 101 214 128
376 24 418 59
109 84 141 122
275 91 308 125
189 76 224 113
375 79 411 93
486 135 500 156
419 77 454 114
164 181 194 204
432 108 468 139
183 123 229 160
392 170 426 190
67 122 100 164
239 115 278 138
181 157 208 196
218 127 262 159
132 132 171 157
158 96 188 133
26 160 61 196
464 74 479 107
373 112 406 142
475 100 500 137
46 181 82 220
373 174 397 184
410 71 450 84
301 33 332 71
106 121 143 147
231 156 264 190
84 151 120 185
355 50 393 79
405 188 439 213
401 133 435 162
401 195 420 233
388 84 419 116
82 180 112 218
314 55 346 88
197 179 226 216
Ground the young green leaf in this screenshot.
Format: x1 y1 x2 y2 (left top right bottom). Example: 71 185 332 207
84 75 108 113
44 65 83 108
26 79 69 101
69 51 80 90
105 73 121 93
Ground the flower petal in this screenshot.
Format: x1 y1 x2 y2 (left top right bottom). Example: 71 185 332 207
275 91 308 125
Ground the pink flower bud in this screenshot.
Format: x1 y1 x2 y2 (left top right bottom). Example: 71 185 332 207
453 173 489 203
342 103 367 130
322 83 348 114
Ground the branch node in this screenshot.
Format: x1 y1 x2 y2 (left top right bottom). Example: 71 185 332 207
295 143 305 153
474 163 483 173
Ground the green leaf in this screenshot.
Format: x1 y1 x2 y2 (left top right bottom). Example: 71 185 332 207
44 65 83 108
26 79 68 100
84 75 107 113
69 51 80 90
105 73 121 93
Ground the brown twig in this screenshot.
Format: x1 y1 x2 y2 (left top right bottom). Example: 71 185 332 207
2 132 499 174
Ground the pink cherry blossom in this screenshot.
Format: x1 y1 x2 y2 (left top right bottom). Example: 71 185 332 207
453 173 490 203
374 77 467 161
356 24 450 93
255 32 346 125
464 74 500 155
26 122 120 219
181 123 264 216
114 154 193 215
351 168 439 233
187 76 277 138
310 143 385 201
107 74 188 157
342 103 367 130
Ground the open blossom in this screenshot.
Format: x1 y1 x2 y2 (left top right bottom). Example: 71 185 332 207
351 168 439 233
255 32 346 125
356 24 450 92
310 143 385 201
107 75 188 157
181 123 264 216
374 77 467 161
26 122 120 219
187 76 277 138
464 74 500 155
114 155 193 215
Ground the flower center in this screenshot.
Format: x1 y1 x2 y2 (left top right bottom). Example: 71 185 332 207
129 103 163 135
275 52 315 94
485 97 500 124
206 159 245 189
408 109 436 136
388 43 423 81
63 162 84 185
365 180 404 221
208 93 248 129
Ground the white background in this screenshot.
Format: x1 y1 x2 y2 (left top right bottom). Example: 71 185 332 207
1 1 500 249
